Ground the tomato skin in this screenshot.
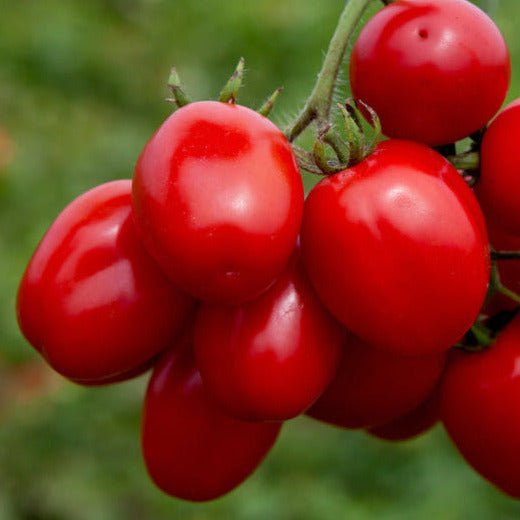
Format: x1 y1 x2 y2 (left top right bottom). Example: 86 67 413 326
367 389 439 442
17 180 194 383
301 139 490 356
132 100 304 305
476 99 520 237
141 338 282 502
306 332 446 429
440 314 520 498
349 0 510 146
193 247 345 422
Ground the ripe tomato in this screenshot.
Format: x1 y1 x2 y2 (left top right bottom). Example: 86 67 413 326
367 389 439 442
141 334 282 502
306 331 446 429
349 0 510 146
17 180 194 384
132 100 304 305
193 247 344 421
301 139 490 356
440 313 520 498
475 99 520 237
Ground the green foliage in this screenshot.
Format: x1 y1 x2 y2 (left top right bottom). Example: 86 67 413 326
1 0 520 518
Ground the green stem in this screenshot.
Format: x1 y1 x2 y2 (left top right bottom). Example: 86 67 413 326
497 284 520 305
285 0 377 142
470 321 494 348
491 250 520 261
489 259 520 305
167 68 192 108
446 151 480 171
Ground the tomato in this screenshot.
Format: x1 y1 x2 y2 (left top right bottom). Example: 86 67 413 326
306 331 446 429
482 223 520 316
475 99 520 237
17 180 194 384
440 312 520 498
367 389 439 442
301 139 490 356
132 100 304 305
193 247 344 421
141 333 282 502
349 0 510 146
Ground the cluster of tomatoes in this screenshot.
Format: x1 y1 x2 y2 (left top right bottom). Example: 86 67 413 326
15 0 520 503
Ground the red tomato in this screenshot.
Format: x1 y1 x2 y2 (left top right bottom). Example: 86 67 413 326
301 139 490 356
440 313 520 498
17 180 194 384
476 99 520 237
193 247 344 421
141 336 282 502
132 100 304 305
367 389 440 442
306 331 446 429
482 223 520 315
349 0 510 146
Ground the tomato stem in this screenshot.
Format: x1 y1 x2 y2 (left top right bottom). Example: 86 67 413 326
257 87 283 117
219 57 245 104
313 132 345 175
470 321 495 348
446 151 480 172
167 68 192 108
488 259 520 305
284 0 377 143
491 250 520 261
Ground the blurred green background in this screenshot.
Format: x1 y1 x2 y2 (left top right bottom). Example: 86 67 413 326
1 0 520 518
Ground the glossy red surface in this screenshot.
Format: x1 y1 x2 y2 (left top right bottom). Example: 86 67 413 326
306 331 446 429
141 340 282 502
17 180 194 383
301 139 490 356
349 0 510 146
194 248 344 421
132 100 303 305
476 99 520 237
440 313 520 498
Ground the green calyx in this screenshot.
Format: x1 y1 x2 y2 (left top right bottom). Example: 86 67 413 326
165 57 283 118
296 98 382 176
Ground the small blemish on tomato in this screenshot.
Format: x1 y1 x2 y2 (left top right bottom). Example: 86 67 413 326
224 268 240 280
418 29 428 39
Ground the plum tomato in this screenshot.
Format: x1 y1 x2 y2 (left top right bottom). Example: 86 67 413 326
132 100 304 305
17 180 194 384
349 0 510 146
306 331 446 429
141 334 282 502
440 312 520 498
193 246 345 422
475 99 520 237
367 389 440 442
301 139 490 356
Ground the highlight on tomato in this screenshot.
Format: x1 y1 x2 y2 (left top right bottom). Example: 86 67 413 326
141 333 282 502
440 312 520 498
349 0 510 146
17 180 194 384
194 247 344 422
301 139 490 357
132 100 304 305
